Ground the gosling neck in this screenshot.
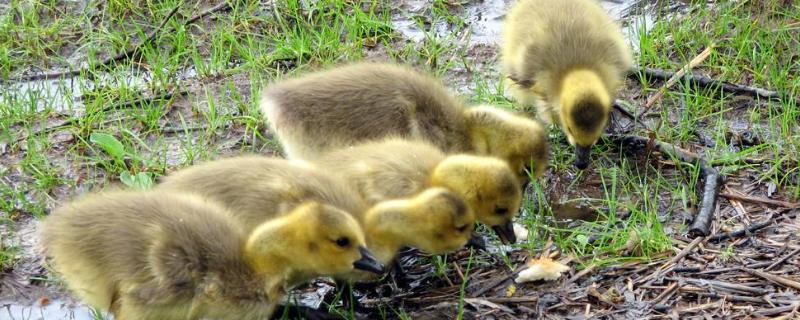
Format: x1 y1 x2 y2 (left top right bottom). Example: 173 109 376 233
558 69 611 111
463 117 487 155
363 207 413 264
243 222 294 280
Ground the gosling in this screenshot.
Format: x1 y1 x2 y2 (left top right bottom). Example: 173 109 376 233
501 0 633 169
315 138 522 244
260 62 549 185
345 187 475 282
157 155 367 231
157 156 476 276
40 191 383 320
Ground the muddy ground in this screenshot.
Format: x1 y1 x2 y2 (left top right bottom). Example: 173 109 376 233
1 0 799 319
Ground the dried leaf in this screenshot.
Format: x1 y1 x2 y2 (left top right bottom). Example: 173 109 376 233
515 257 570 283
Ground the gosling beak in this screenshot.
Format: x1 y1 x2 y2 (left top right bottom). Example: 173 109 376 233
574 145 592 170
465 232 487 251
492 221 517 244
353 246 385 274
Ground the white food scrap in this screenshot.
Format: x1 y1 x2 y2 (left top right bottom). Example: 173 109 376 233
515 257 570 283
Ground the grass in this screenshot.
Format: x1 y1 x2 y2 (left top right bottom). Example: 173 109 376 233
0 0 797 318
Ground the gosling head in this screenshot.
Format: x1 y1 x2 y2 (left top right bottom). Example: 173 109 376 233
365 187 475 258
558 69 612 170
465 106 550 187
429 155 522 244
246 201 384 277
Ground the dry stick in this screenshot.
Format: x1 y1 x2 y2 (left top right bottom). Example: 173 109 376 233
755 304 800 317
184 0 232 25
612 100 649 129
603 134 722 236
697 261 772 275
478 297 539 303
633 67 799 106
563 264 598 286
637 237 703 285
670 277 770 295
766 247 800 271
709 208 798 242
640 44 715 115
719 192 800 209
743 268 800 291
5 1 232 83
651 281 680 305
709 219 773 242
681 290 768 304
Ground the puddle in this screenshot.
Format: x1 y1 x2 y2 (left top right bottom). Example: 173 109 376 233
1 300 107 320
392 0 685 51
0 66 198 115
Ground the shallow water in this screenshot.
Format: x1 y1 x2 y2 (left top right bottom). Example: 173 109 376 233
1 300 106 320
393 0 675 50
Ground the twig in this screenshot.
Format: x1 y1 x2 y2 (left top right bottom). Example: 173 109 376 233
612 100 649 129
709 219 773 242
633 67 799 106
679 288 768 304
696 261 772 275
637 237 703 285
676 301 722 314
160 124 208 134
563 264 597 286
719 192 800 209
642 44 715 114
651 281 679 305
602 134 722 236
766 247 800 271
184 0 232 25
755 303 800 317
743 268 800 291
477 297 539 303
670 277 770 295
470 265 522 297
661 237 704 271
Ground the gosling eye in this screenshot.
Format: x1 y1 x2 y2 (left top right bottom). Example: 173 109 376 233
334 237 350 248
456 225 468 232
495 207 509 215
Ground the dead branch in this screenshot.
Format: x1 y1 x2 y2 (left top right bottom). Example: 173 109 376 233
638 237 704 285
643 44 715 112
743 268 800 291
754 303 800 317
563 264 597 286
766 247 800 271
709 219 773 242
719 192 800 209
602 134 722 236
612 100 650 129
631 67 799 106
670 277 770 295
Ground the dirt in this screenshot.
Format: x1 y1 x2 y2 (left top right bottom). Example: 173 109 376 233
2 0 799 319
